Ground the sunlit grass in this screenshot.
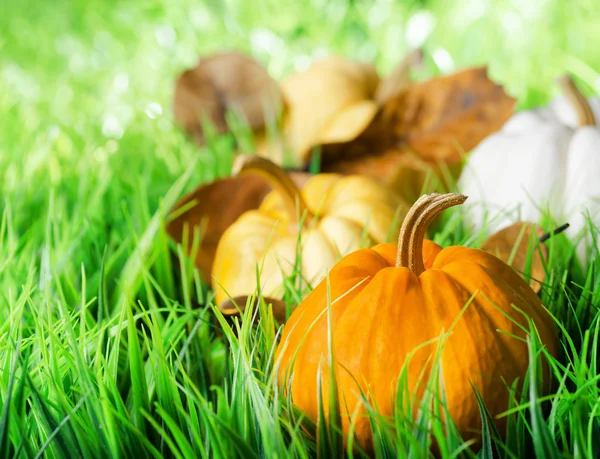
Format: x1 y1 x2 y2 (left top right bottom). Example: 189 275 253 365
1 0 600 457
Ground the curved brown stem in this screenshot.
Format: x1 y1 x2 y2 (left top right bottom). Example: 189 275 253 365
232 155 314 223
396 193 467 275
557 75 596 126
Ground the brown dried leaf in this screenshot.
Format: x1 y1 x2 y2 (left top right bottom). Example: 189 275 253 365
165 170 310 284
173 51 285 145
480 222 547 293
320 66 516 167
379 66 517 164
218 295 291 326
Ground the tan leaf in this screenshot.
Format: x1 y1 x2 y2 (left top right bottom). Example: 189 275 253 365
279 56 380 165
165 170 310 283
480 222 548 293
173 51 285 145
316 100 379 146
218 295 290 326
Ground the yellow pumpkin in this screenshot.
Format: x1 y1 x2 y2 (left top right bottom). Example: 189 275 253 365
274 192 558 453
211 155 407 306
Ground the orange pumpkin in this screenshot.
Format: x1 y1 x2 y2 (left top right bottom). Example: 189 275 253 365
274 192 558 452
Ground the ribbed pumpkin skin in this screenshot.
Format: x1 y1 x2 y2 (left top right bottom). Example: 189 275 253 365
212 173 405 305
274 240 558 450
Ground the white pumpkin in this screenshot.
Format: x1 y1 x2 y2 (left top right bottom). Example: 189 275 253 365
458 76 600 266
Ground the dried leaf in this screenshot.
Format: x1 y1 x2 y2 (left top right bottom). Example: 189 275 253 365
316 100 379 146
378 66 517 164
165 170 310 283
480 222 547 293
173 51 285 145
279 56 380 164
218 295 290 326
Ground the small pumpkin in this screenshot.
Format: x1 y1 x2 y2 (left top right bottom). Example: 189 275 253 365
458 75 600 266
274 193 558 452
211 155 407 306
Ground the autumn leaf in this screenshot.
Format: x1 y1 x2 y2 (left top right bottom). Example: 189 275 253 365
480 222 569 293
165 169 310 284
380 66 516 164
270 55 380 165
173 51 285 146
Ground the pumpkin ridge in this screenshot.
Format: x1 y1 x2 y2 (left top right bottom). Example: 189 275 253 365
332 202 400 244
329 247 394 276
476 262 556 356
282 272 377 423
429 245 469 268
279 266 376 343
421 269 487 391
371 242 401 266
439 258 555 368
440 259 528 314
301 228 351 288
317 215 366 259
331 267 422 436
438 258 544 340
301 174 339 216
438 246 550 314
421 264 538 435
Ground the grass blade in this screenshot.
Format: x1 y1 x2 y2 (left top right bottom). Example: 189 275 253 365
527 335 560 459
0 334 21 459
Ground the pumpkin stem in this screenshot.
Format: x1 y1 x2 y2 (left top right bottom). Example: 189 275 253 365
232 155 314 224
557 75 596 126
396 193 467 275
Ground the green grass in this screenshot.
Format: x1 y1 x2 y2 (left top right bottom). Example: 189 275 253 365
1 0 600 457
